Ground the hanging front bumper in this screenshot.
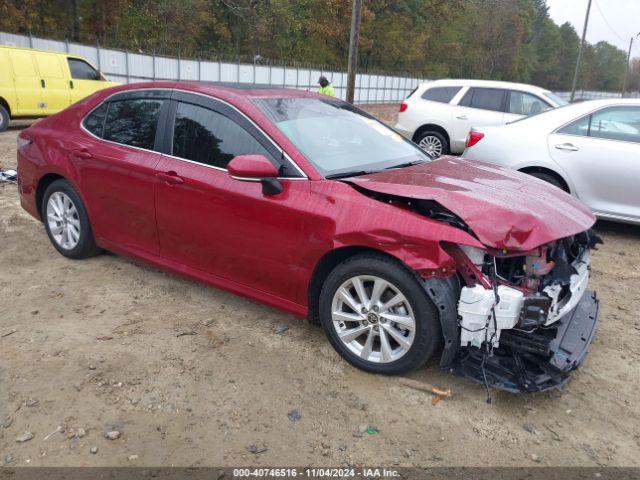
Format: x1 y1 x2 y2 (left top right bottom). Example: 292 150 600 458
447 290 600 393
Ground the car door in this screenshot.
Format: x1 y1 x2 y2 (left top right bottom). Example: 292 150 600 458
32 52 71 114
548 105 640 220
67 57 107 104
154 91 309 302
75 90 169 254
7 49 43 115
451 87 507 152
503 90 553 123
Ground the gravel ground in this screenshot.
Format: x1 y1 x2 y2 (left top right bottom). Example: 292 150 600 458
1 105 639 467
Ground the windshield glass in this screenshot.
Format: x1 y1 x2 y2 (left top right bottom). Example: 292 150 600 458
253 98 430 177
543 91 569 106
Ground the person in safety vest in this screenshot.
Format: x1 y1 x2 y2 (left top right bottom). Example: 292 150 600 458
318 75 335 96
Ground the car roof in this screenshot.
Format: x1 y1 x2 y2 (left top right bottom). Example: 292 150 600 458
105 80 324 101
419 78 551 93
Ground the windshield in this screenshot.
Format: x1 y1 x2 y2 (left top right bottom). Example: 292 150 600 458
542 91 569 106
253 97 430 177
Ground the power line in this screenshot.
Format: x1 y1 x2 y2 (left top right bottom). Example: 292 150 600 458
592 0 629 43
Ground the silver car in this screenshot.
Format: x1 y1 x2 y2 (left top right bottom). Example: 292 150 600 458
462 98 640 225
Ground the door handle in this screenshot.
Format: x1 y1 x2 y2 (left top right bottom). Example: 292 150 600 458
456 115 468 120
70 80 74 89
554 143 579 151
71 148 92 159
156 171 184 185
41 79 46 88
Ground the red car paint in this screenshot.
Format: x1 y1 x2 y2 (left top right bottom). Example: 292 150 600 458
347 157 595 251
16 81 594 321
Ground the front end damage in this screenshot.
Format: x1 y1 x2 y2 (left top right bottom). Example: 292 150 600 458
426 232 601 394
344 158 602 393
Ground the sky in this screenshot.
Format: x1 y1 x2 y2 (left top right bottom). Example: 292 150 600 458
546 0 640 57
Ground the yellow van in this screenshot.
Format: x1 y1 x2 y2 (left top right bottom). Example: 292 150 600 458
0 45 119 131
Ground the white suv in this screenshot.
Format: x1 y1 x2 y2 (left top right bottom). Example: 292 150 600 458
394 79 567 156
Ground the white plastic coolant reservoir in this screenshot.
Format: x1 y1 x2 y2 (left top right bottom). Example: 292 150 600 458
458 285 524 348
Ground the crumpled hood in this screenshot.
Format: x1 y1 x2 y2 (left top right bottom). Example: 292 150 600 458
345 156 595 251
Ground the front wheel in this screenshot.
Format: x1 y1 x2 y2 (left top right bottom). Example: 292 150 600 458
0 104 9 132
319 254 441 374
42 179 101 259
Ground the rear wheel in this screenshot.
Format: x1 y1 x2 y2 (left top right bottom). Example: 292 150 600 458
319 254 441 374
527 171 568 192
415 130 449 158
0 104 9 132
42 179 101 259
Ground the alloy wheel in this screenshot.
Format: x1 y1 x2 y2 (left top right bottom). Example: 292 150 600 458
418 135 443 158
331 275 416 363
46 192 81 250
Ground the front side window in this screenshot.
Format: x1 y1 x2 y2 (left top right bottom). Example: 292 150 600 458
589 107 640 143
421 86 461 104
68 58 100 80
254 97 430 177
172 102 273 169
83 102 108 137
103 99 163 149
508 91 551 116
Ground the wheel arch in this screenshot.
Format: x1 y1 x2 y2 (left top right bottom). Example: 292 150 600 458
0 96 11 116
35 173 66 220
307 246 413 324
412 123 450 145
518 166 571 193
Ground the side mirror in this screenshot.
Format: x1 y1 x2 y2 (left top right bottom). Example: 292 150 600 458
227 154 283 196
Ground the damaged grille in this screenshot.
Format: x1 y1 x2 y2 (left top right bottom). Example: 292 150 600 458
489 230 601 293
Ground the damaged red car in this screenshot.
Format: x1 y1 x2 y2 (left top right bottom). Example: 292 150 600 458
16 82 601 393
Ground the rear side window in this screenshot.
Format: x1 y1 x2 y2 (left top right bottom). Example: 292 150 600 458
68 58 99 80
421 86 461 103
466 88 506 112
83 103 108 137
560 107 640 143
558 115 590 136
590 107 640 143
103 99 164 149
172 102 273 169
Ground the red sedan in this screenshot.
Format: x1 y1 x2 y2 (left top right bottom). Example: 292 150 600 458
17 82 600 393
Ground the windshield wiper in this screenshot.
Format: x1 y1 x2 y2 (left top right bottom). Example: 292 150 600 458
325 170 377 179
384 160 425 170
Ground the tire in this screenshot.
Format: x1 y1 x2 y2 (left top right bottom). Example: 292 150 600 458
319 253 441 375
42 179 101 259
415 130 449 158
0 104 9 132
527 171 567 192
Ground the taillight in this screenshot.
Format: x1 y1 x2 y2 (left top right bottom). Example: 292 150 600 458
399 102 408 113
17 136 32 150
466 131 484 148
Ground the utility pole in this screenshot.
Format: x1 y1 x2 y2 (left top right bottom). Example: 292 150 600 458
570 0 592 102
622 33 640 98
346 0 362 104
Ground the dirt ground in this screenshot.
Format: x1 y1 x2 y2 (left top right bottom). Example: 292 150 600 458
1 105 639 468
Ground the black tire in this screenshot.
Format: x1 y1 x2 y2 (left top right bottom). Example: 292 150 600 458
0 104 9 132
319 253 441 375
42 179 101 259
415 130 449 158
527 171 568 192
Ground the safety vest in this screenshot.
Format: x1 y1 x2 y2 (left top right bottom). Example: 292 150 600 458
318 84 335 96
